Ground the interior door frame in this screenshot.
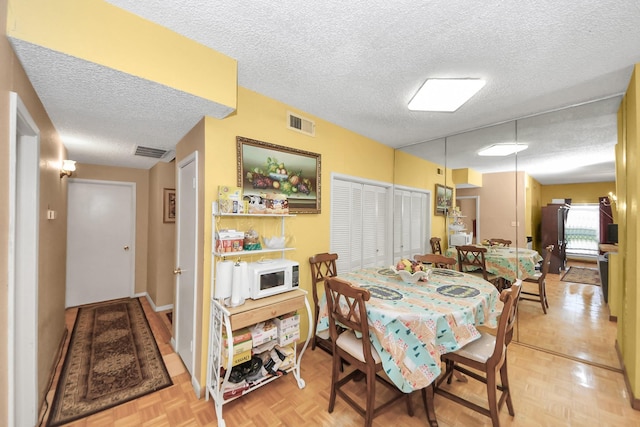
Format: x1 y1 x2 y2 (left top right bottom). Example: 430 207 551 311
8 92 40 426
456 195 480 243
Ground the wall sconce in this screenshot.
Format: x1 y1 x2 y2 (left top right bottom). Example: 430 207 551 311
608 191 617 204
60 160 77 178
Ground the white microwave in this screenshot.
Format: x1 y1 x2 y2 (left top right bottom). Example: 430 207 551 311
246 259 299 299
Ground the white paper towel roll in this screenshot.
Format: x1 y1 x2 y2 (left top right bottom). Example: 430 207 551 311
241 262 251 299
215 260 233 299
231 262 245 305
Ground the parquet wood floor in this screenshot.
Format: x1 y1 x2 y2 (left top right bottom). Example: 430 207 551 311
40 260 640 426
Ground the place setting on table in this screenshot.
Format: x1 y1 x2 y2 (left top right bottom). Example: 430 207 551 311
315 260 502 394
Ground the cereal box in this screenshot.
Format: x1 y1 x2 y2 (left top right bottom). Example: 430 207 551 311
218 185 243 214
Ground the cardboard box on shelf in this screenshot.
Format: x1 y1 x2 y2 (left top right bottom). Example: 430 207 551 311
264 193 289 214
218 185 243 214
222 349 252 368
216 229 245 253
223 327 253 355
274 312 300 330
248 320 278 347
277 330 300 346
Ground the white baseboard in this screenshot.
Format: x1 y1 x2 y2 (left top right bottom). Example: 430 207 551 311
135 292 174 312
191 376 202 399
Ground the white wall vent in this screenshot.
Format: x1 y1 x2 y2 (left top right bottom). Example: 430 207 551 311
287 111 315 136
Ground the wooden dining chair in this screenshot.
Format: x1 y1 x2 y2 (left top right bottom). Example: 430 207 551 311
431 281 522 427
489 238 512 247
414 253 457 269
521 244 554 314
430 237 443 255
324 277 414 427
455 245 502 289
309 253 339 354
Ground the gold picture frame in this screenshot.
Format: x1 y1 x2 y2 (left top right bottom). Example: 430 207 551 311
435 184 453 216
237 136 321 214
163 188 176 223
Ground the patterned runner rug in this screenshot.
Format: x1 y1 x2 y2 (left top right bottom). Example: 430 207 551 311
561 266 601 286
47 298 172 426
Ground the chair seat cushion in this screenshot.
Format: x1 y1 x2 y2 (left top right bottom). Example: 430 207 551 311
316 328 330 340
449 332 504 364
336 330 381 364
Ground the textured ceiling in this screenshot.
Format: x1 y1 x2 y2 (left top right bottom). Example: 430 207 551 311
11 1 640 182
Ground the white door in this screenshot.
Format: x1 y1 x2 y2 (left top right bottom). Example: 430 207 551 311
9 92 40 427
175 153 197 376
66 180 135 307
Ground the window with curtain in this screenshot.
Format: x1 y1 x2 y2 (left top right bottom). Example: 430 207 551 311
565 204 599 257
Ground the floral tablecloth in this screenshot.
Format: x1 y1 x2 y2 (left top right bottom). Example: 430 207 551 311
316 267 501 393
445 246 543 282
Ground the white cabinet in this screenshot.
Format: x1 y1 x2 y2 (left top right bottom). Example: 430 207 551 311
207 211 311 426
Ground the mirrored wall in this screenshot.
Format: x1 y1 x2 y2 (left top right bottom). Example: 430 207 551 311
395 97 620 369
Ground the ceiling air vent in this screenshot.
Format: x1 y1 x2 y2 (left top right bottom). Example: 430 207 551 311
135 145 168 159
287 111 315 136
134 146 176 163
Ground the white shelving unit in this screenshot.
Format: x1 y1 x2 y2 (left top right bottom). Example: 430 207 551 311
448 213 473 246
206 211 311 427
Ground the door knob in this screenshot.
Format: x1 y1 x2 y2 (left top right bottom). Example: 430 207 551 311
124 245 130 251
173 268 182 275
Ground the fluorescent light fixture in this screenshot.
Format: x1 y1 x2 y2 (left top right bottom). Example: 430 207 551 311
478 143 528 156
408 78 486 112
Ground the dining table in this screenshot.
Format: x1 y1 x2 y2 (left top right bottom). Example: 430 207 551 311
316 266 501 393
445 245 543 282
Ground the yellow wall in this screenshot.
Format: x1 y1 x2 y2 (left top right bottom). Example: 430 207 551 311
6 0 237 111
527 175 542 251
540 182 616 205
618 64 640 405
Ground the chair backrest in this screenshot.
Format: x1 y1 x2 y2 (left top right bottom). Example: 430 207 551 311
455 245 490 280
309 253 339 306
324 277 375 363
538 244 554 283
430 237 442 255
489 238 512 247
414 253 457 269
491 280 522 360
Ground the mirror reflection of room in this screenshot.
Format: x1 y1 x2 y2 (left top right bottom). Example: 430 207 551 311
400 98 619 369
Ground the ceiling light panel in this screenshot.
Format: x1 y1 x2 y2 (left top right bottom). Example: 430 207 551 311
408 78 486 112
477 143 528 156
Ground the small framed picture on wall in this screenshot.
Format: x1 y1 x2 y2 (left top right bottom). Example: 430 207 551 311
435 184 453 216
163 188 176 223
